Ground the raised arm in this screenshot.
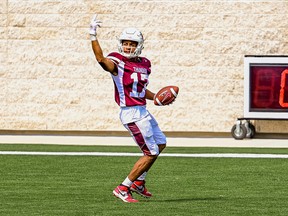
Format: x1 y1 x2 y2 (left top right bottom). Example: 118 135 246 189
89 15 117 75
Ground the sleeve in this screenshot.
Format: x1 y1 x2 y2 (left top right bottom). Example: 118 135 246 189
107 52 122 66
144 57 152 75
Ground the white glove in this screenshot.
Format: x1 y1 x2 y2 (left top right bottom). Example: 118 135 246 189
89 14 102 36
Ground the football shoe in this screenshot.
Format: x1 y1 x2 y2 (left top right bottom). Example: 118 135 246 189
130 180 152 198
113 185 139 203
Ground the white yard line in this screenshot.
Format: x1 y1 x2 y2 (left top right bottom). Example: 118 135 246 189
0 151 288 158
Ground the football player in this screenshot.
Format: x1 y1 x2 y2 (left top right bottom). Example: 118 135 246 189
89 14 167 203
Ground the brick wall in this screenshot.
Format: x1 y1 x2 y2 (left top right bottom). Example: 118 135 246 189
0 0 288 134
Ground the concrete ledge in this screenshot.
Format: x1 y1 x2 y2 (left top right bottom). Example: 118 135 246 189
0 130 230 137
0 135 287 148
1 130 288 139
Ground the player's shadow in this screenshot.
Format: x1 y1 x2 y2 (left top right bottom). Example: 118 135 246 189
151 196 226 203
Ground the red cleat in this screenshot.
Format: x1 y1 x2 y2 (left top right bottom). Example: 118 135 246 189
130 180 152 198
113 185 139 203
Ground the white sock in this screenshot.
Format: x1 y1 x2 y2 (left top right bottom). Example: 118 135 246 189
121 177 133 187
137 172 147 181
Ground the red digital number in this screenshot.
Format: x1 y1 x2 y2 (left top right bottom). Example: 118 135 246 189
279 69 288 107
253 69 275 107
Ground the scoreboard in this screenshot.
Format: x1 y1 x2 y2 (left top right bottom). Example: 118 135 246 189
244 56 288 119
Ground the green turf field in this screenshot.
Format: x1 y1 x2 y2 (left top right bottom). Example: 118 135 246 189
1 144 288 215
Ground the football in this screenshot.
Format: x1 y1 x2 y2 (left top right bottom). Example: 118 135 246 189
154 86 179 106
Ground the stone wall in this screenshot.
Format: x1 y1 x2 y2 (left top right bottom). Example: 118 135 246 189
0 0 288 134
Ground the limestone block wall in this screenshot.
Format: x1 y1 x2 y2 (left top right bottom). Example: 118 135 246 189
0 0 288 134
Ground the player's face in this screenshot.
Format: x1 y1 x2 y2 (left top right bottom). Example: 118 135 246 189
122 40 138 55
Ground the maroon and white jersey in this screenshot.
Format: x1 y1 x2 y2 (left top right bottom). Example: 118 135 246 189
107 52 151 107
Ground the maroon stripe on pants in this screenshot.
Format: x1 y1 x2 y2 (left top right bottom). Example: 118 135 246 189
127 122 151 155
